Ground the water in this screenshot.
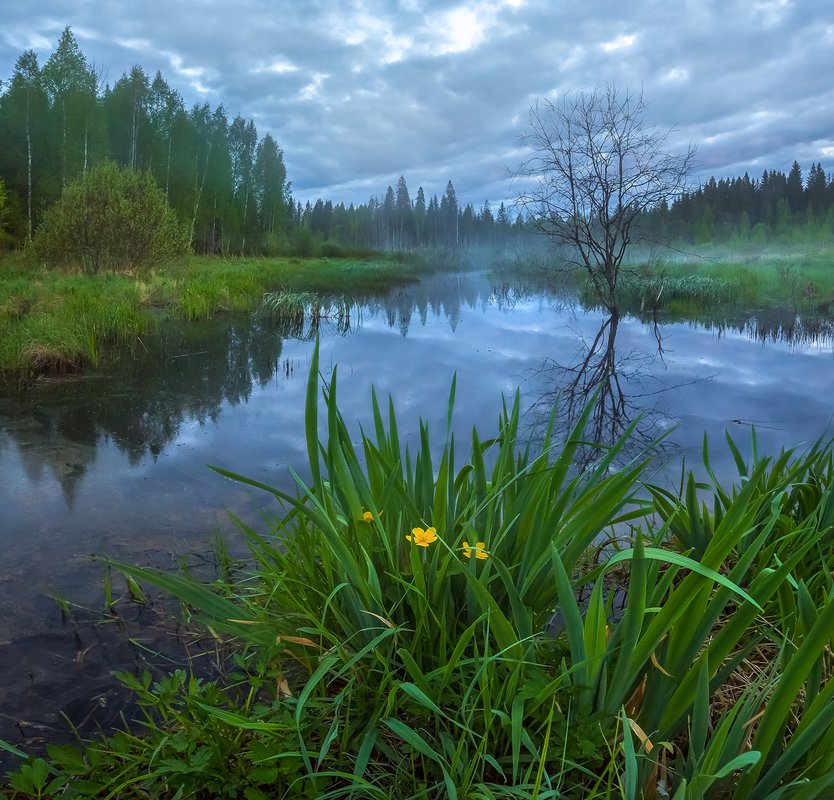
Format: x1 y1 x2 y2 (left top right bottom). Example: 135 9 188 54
2 268 834 756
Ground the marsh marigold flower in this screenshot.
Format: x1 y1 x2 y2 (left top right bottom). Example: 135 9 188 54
406 526 438 547
462 540 490 559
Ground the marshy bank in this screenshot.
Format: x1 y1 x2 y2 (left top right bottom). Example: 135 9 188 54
0 251 442 378
495 244 834 320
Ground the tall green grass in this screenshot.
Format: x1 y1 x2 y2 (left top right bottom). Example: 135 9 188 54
5 346 834 798
0 254 435 376
516 244 834 316
0 276 154 373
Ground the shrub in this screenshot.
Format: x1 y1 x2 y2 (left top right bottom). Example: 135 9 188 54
33 162 189 273
319 241 343 258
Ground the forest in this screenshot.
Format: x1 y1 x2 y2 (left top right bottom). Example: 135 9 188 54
1 27 834 261
0 27 291 256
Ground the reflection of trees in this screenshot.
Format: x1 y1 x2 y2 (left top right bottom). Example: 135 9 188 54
370 273 496 336
527 312 679 468
4 281 481 506
686 310 834 349
0 315 290 505
9 271 832 506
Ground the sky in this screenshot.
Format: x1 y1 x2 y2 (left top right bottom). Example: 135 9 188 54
1 0 833 208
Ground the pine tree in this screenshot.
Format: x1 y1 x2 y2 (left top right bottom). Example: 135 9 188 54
440 180 458 246
413 186 426 246
395 175 411 248
427 195 439 246
806 162 827 217
382 185 395 248
786 161 803 214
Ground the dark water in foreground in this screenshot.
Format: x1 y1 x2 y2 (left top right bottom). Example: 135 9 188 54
2 269 834 757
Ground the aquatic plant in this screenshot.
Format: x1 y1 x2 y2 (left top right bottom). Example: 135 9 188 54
5 344 834 797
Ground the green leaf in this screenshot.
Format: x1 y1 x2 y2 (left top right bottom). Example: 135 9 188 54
382 718 446 765
605 547 762 610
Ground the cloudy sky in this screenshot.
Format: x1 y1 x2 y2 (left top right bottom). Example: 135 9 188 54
1 0 832 207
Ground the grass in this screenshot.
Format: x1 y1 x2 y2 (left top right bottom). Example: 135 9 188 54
615 244 834 316
0 252 442 377
492 243 834 317
5 344 834 798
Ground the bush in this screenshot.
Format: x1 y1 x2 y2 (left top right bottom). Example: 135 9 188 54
33 162 189 273
319 241 344 258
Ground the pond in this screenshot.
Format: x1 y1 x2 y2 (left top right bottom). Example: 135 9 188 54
2 267 834 757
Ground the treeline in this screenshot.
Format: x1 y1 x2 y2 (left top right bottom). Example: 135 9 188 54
2 27 831 261
0 27 291 255
295 176 526 253
297 164 834 256
646 161 834 244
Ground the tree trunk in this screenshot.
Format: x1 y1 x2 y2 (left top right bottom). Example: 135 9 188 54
26 88 32 242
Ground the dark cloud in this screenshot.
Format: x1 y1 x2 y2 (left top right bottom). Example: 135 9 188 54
1 0 831 206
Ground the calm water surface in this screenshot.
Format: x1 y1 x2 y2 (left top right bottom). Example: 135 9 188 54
2 269 834 752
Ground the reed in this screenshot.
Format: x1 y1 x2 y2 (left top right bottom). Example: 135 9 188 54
5 345 834 797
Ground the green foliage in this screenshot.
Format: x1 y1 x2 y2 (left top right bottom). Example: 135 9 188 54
643 163 834 246
612 273 732 313
33 162 189 273
6 350 834 797
0 273 154 373
292 227 317 258
0 28 294 255
583 245 834 317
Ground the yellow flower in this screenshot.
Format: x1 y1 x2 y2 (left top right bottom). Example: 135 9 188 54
359 510 383 523
406 526 438 547
462 540 490 560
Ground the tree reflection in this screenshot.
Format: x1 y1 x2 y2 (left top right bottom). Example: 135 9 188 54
5 272 834 506
689 310 834 349
527 311 680 468
1 278 498 507
0 307 356 506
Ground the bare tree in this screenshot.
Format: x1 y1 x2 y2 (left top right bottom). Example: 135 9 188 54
515 85 694 313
